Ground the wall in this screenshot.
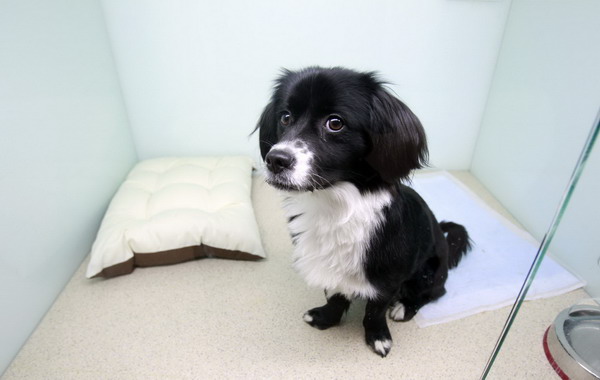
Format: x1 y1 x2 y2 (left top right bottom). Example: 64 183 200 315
471 0 600 296
0 0 137 373
102 0 511 168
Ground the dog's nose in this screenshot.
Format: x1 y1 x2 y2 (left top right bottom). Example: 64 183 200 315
265 149 295 174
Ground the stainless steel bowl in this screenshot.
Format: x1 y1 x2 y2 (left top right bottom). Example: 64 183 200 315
544 304 600 379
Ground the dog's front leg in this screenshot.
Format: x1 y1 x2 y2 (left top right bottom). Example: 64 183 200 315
363 299 393 357
303 293 351 330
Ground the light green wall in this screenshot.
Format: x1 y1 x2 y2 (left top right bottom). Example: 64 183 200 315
102 0 511 167
0 0 137 373
472 0 600 297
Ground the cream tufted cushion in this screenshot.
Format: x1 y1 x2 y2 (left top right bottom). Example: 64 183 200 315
86 156 265 278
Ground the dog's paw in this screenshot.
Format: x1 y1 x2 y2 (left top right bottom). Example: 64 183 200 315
365 325 393 357
367 336 393 357
388 302 417 322
389 302 405 321
302 312 314 323
303 306 342 330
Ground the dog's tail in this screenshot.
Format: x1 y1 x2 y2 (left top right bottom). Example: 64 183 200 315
440 221 471 269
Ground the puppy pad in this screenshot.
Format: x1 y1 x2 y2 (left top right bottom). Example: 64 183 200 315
86 156 265 278
410 172 584 327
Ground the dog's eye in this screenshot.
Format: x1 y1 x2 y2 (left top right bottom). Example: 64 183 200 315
280 113 292 127
325 117 344 132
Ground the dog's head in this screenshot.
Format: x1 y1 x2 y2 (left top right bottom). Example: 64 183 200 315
254 67 428 191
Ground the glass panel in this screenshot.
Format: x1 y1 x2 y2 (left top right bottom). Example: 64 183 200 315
482 112 600 378
473 0 600 377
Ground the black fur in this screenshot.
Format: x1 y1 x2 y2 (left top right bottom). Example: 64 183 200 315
304 293 351 330
254 67 471 357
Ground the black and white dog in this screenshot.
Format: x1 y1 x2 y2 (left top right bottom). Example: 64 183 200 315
254 67 471 357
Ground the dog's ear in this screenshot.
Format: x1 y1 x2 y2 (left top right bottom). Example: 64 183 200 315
366 87 428 182
253 101 278 159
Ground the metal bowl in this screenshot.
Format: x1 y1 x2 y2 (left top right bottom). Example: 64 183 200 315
544 304 600 379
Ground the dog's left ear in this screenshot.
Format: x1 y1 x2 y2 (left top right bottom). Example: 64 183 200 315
253 101 278 159
366 87 428 182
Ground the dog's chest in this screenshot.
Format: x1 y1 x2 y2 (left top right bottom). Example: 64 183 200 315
282 183 392 299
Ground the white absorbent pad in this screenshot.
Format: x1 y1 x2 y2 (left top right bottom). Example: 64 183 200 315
410 171 584 327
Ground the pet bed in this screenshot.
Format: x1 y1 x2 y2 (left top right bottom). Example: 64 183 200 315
85 156 265 278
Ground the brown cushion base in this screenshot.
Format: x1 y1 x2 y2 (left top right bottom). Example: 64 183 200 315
93 244 262 278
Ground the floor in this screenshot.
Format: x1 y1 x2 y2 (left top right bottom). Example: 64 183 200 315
3 171 589 379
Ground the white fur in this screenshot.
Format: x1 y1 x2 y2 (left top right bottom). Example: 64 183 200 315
302 313 314 323
282 182 392 300
373 339 392 357
266 140 314 188
389 302 405 321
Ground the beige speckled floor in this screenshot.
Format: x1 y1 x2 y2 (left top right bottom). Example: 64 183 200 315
3 171 588 379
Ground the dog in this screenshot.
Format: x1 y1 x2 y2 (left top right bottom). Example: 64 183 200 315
254 66 471 357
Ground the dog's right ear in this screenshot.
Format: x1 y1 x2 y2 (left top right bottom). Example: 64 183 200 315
252 101 277 159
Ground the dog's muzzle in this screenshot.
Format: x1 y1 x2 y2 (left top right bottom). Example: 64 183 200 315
265 149 296 174
263 140 315 191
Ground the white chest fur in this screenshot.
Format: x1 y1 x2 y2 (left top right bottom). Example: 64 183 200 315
281 182 392 300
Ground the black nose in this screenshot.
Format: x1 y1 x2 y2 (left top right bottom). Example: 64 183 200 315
265 149 295 174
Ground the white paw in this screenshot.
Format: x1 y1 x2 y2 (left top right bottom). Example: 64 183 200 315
372 339 392 357
302 312 314 323
389 302 405 321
